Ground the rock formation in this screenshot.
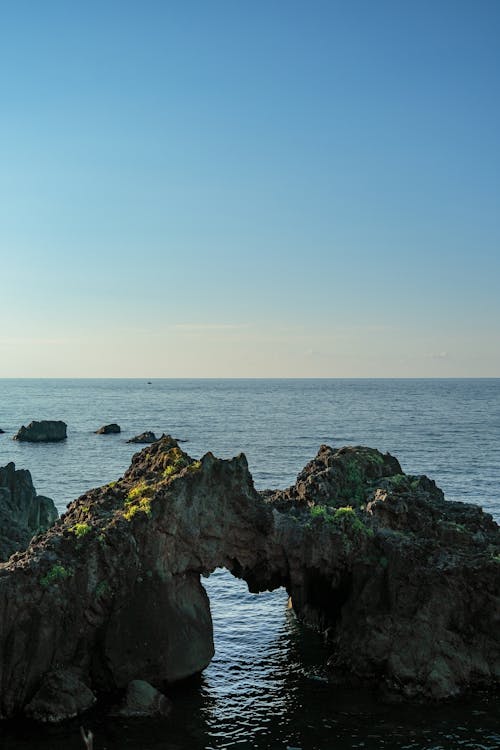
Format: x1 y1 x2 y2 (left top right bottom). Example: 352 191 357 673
126 431 158 444
0 462 58 561
24 669 96 723
14 420 67 442
264 446 500 700
95 424 121 435
0 437 498 721
111 679 171 718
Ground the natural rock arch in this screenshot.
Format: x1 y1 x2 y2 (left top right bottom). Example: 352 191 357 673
0 437 499 720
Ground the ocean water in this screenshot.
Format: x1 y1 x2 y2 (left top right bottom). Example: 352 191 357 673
0 378 499 750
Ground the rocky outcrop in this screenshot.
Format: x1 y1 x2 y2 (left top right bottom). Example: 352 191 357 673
112 679 171 718
264 446 500 699
126 431 158 444
0 462 58 561
95 424 120 435
24 670 96 723
14 420 67 442
0 438 498 721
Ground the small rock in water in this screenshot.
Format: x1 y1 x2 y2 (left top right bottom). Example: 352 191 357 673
95 423 121 435
126 431 158 444
13 420 67 442
112 679 172 718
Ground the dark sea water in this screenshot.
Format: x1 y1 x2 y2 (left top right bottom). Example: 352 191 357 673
0 378 499 750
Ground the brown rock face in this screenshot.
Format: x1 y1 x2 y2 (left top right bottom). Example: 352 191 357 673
0 437 498 720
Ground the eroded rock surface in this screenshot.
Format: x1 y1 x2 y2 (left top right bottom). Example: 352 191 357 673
264 445 500 700
0 438 498 720
0 462 58 561
14 420 67 442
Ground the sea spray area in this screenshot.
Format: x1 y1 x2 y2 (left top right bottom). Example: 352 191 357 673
0 379 499 749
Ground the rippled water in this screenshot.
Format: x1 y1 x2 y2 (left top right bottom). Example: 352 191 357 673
0 379 499 749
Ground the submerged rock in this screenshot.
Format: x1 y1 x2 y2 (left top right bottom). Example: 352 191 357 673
112 679 171 718
0 438 497 720
14 420 67 442
126 431 158 444
95 423 121 434
0 429 5 434
0 462 58 561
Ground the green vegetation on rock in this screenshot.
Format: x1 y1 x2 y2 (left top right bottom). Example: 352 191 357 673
40 564 74 587
70 522 91 538
161 448 200 479
127 480 152 502
122 449 202 522
367 452 385 465
124 496 152 521
387 474 407 487
94 580 109 598
344 460 365 503
309 504 373 536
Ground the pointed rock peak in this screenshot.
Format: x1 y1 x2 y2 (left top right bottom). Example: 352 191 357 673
124 435 186 481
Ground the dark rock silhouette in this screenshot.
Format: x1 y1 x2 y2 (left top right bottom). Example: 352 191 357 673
24 669 96 723
13 420 67 442
126 431 158 444
0 462 58 561
112 679 171 718
95 424 121 435
0 437 498 721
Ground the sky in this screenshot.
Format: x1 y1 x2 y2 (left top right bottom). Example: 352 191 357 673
0 0 499 377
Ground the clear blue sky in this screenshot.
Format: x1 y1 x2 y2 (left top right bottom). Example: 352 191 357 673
1 0 499 376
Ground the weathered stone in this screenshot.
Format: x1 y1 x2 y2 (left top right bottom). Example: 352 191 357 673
0 438 497 720
0 462 58 561
112 679 171 718
95 423 120 434
265 446 500 700
13 420 67 442
126 431 158 444
24 669 96 723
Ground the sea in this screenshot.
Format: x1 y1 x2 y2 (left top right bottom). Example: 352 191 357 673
0 378 499 750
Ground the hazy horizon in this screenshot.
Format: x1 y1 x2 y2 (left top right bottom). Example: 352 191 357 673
0 376 499 381
1 1 499 378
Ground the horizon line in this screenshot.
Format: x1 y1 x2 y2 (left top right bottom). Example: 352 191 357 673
0 377 498 381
